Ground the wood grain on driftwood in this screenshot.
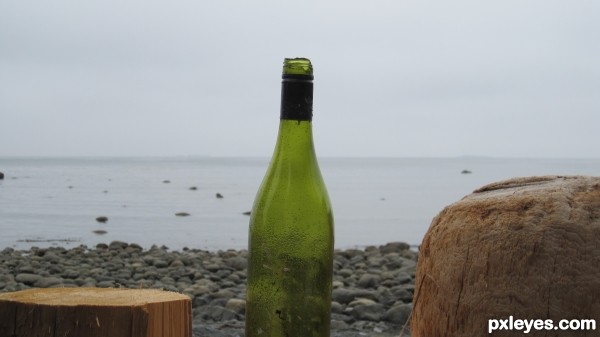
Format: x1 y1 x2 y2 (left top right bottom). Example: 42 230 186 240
0 287 192 337
411 176 600 337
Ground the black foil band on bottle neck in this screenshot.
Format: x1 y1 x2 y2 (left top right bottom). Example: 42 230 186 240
280 75 313 121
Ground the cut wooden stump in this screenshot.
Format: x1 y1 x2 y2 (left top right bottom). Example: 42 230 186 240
411 175 600 337
0 287 192 337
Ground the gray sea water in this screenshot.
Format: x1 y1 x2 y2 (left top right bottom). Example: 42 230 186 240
1 157 599 251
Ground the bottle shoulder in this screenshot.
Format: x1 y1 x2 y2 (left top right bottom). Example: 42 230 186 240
258 157 329 195
251 158 332 217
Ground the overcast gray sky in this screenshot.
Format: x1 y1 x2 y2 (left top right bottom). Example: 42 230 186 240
1 1 598 158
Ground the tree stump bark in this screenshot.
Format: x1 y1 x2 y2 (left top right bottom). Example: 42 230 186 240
411 175 600 337
0 287 192 337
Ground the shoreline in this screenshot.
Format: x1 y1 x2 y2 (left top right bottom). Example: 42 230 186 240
0 241 416 337
3 238 421 252
5 233 424 247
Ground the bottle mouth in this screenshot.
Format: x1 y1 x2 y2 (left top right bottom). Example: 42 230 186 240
282 58 313 79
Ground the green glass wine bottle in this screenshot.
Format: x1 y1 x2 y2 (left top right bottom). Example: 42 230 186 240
246 58 334 337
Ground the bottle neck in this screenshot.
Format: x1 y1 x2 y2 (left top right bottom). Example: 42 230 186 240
280 75 313 121
273 120 316 159
275 58 316 160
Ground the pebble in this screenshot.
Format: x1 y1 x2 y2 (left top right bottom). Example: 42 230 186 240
225 298 246 314
34 276 62 288
358 273 381 288
0 241 417 336
351 302 386 322
383 303 413 325
15 273 41 285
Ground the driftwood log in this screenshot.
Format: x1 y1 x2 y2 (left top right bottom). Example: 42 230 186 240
0 287 192 337
411 176 600 337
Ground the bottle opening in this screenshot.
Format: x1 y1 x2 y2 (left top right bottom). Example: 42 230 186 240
283 58 313 77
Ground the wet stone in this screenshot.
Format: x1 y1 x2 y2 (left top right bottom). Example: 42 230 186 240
384 303 413 325
15 273 41 285
34 276 62 288
351 302 386 322
357 273 381 289
225 298 246 314
332 287 378 304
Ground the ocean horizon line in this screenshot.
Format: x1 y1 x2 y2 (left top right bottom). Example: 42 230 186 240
2 154 600 160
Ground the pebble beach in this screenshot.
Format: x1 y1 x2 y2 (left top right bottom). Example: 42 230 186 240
0 241 416 337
